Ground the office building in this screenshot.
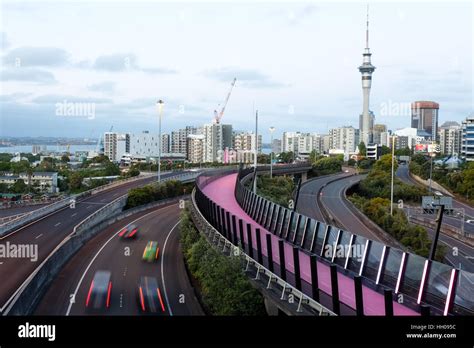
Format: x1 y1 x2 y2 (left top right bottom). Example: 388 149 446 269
439 121 462 156
104 132 130 162
329 126 359 153
461 116 474 161
411 101 439 141
203 123 233 163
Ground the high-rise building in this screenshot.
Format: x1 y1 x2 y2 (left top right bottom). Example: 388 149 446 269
461 116 474 161
104 132 130 162
161 133 170 154
233 132 262 153
411 101 439 141
358 7 376 145
203 123 233 163
171 126 199 156
321 135 331 154
439 121 462 156
129 131 161 158
373 124 387 145
281 132 322 158
329 126 359 153
187 134 205 164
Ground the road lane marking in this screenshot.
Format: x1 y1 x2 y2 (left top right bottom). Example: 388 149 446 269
54 222 61 227
160 221 180 316
35 234 43 239
123 267 127 277
120 293 124 308
65 205 175 316
71 213 77 217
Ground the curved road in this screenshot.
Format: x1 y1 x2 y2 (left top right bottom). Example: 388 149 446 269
0 172 179 312
297 170 386 243
35 203 203 315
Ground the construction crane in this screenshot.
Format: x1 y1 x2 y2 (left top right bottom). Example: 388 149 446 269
213 77 236 124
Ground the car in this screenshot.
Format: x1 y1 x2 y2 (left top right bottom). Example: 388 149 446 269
466 220 474 225
86 270 112 310
142 241 160 262
118 224 139 239
137 276 165 313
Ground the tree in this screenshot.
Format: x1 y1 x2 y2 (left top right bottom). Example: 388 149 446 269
395 147 411 156
358 142 367 156
278 151 294 163
309 150 319 164
380 145 391 156
12 179 27 193
61 154 70 163
69 172 83 191
373 154 396 173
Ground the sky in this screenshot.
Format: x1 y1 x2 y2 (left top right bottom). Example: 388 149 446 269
0 0 473 142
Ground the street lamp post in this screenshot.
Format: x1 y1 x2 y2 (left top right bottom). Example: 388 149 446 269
390 135 396 216
429 152 434 193
269 126 275 178
157 100 164 182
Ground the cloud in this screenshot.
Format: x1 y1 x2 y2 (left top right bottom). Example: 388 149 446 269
0 32 9 50
3 47 69 67
32 95 113 104
141 67 177 74
1 68 56 84
87 81 116 93
203 67 288 89
0 93 32 102
93 53 139 72
92 53 176 74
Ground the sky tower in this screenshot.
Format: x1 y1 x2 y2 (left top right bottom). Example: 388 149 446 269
359 5 376 145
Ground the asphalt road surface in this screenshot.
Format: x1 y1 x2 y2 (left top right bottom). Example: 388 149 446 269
296 170 355 222
36 203 203 315
0 173 177 312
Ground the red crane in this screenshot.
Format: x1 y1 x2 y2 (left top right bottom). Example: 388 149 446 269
214 77 236 124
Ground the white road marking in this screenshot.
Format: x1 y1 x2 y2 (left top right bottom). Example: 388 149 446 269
71 213 77 217
35 234 43 239
0 262 4 265
160 221 180 316
54 222 61 227
123 267 127 277
120 293 124 308
65 206 175 316
86 206 92 209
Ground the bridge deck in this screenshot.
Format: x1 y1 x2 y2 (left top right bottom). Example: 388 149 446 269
202 173 418 316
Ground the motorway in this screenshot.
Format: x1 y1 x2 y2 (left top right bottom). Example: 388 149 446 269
397 164 474 218
297 170 387 243
35 203 203 315
0 172 176 313
298 167 474 271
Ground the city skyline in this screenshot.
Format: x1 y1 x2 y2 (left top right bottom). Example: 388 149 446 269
0 1 472 141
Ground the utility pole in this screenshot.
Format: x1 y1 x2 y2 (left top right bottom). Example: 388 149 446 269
253 109 258 194
429 204 445 260
269 126 275 178
390 135 396 216
157 100 164 182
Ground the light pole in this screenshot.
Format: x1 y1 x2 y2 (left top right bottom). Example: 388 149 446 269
253 110 258 194
429 152 434 193
157 100 164 182
269 126 275 178
390 135 396 216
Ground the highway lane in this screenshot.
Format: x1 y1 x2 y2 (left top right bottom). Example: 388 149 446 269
317 174 390 243
0 173 177 311
35 203 203 315
397 164 474 218
0 203 50 218
296 169 355 222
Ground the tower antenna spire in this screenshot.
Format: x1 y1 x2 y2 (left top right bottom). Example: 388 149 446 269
366 3 370 48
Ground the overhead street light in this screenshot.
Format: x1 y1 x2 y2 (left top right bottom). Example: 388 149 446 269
157 100 164 183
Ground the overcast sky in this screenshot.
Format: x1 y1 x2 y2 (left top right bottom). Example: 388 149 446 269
0 0 472 141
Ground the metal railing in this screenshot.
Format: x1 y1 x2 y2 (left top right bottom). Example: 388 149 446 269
189 187 335 316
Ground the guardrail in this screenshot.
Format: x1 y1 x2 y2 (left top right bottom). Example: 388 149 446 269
0 172 170 237
233 166 474 316
189 187 335 316
1 171 200 315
